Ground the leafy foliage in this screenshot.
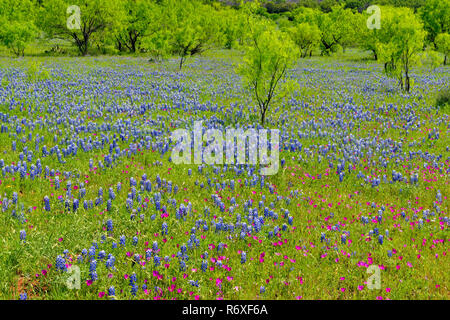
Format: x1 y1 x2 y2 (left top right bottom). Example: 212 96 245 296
40 0 124 56
238 15 298 125
435 33 450 65
0 0 37 56
375 7 427 92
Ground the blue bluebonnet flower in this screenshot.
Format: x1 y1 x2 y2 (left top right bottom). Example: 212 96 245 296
44 196 50 211
241 252 247 264
288 216 293 225
90 271 98 281
20 230 26 242
73 199 79 212
132 236 138 246
106 219 113 232
129 273 138 296
88 246 96 260
90 259 97 273
56 255 67 272
162 222 168 235
201 260 207 272
108 286 115 298
109 187 115 200
152 241 158 252
189 280 199 287
19 293 27 300
98 250 106 260
436 190 442 203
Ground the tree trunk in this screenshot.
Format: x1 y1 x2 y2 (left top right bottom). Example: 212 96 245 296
129 31 137 53
260 104 267 126
82 42 88 56
179 56 185 70
445 55 447 65
405 72 410 93
302 49 307 58
80 33 89 56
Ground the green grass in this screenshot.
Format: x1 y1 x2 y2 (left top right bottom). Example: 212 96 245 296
0 49 448 300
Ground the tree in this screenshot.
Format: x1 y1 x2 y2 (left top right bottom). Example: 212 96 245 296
40 0 124 56
419 0 450 45
142 29 171 62
376 7 426 92
360 7 382 60
163 0 222 70
238 17 298 125
288 22 321 58
0 21 37 56
293 6 356 55
435 33 450 65
323 6 358 54
218 6 247 49
0 0 37 56
114 0 158 53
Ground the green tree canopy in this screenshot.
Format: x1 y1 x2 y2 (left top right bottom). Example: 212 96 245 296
114 0 159 53
435 33 450 65
0 0 38 56
376 6 427 92
158 0 223 70
238 14 298 125
40 0 124 56
419 0 450 45
288 22 321 58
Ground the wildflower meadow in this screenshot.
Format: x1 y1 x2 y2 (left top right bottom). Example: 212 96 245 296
0 0 448 302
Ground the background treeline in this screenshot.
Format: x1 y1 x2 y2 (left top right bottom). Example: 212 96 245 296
219 0 427 14
0 0 448 95
0 0 447 61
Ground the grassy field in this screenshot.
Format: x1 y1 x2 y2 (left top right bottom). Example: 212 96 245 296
0 50 448 300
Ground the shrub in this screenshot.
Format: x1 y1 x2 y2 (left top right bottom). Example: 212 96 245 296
435 88 450 112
